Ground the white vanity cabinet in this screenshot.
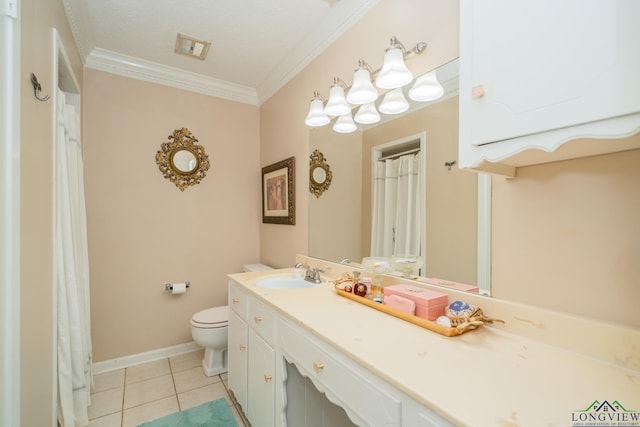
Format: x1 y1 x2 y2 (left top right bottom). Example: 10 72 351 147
459 0 640 176
228 279 277 427
228 283 248 411
228 278 455 426
278 318 454 427
247 298 277 427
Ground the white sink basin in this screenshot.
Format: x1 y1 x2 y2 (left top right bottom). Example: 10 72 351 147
257 275 321 289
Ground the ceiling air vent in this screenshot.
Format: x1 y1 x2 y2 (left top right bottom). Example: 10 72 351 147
175 33 211 60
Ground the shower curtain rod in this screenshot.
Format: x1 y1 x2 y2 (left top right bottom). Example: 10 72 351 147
378 147 420 161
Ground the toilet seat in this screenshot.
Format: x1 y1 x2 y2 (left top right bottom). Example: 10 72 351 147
191 306 228 329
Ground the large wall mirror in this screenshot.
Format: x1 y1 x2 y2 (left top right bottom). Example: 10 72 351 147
309 59 492 295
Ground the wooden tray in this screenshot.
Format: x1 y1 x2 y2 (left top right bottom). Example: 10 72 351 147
335 288 480 337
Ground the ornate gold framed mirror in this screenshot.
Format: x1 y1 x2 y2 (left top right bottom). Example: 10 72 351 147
156 128 210 191
309 149 332 198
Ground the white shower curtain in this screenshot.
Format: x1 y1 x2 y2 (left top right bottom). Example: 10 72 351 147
56 89 93 427
370 153 421 257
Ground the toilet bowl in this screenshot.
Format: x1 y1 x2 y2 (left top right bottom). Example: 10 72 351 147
191 306 229 376
190 263 272 377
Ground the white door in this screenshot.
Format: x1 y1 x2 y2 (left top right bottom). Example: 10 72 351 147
0 0 21 425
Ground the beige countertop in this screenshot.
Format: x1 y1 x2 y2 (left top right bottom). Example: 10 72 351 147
229 259 640 426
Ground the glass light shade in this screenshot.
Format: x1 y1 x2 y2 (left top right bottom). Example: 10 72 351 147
305 98 330 126
408 70 444 102
375 47 413 89
324 84 350 116
378 88 409 115
333 112 357 133
354 102 380 124
346 67 378 105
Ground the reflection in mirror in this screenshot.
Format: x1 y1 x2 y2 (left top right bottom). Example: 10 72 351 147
309 59 491 295
313 166 326 183
309 149 333 198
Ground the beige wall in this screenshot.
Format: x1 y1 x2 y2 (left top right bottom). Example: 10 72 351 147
361 96 478 285
259 0 460 268
492 146 640 327
83 69 261 361
20 0 84 425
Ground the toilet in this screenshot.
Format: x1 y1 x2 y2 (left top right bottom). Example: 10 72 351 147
190 263 272 376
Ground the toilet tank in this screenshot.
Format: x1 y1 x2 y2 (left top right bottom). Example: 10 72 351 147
242 263 273 272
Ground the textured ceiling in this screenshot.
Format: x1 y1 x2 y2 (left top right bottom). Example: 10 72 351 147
63 0 380 104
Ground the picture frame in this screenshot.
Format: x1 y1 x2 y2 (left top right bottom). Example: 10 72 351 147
262 156 295 225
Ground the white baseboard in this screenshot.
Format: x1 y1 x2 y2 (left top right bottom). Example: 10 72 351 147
92 341 202 375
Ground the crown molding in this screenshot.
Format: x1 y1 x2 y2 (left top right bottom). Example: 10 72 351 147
85 48 260 105
256 0 381 103
62 0 94 59
63 0 380 105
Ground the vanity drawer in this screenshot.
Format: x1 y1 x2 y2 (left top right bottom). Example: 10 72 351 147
248 298 276 344
279 320 401 427
228 280 248 320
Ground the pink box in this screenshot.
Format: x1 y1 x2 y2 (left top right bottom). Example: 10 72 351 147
383 284 448 320
418 277 480 294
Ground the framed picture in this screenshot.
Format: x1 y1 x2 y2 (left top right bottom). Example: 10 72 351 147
262 156 295 225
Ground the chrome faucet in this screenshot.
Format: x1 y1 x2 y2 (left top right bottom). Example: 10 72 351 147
294 262 323 283
306 267 324 284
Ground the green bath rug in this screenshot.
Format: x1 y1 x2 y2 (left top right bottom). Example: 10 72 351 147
137 398 238 427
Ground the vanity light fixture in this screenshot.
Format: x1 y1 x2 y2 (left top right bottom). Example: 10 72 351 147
333 112 358 133
346 60 378 105
408 70 444 102
324 78 351 116
375 36 425 89
378 88 410 115
304 35 428 133
305 91 331 126
354 102 381 124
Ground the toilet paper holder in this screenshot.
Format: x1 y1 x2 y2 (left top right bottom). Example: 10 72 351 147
165 282 190 291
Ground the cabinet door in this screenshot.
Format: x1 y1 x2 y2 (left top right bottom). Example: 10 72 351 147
228 310 248 412
461 0 640 146
247 329 275 427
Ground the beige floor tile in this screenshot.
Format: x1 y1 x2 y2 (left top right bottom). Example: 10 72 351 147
123 374 175 409
88 387 124 420
173 366 221 394
121 396 178 427
88 412 121 427
125 358 170 384
177 382 232 410
93 369 125 393
168 349 204 373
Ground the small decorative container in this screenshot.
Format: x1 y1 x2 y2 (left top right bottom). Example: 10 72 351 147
383 284 448 320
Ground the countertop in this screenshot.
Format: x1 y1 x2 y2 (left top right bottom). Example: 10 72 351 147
229 260 640 426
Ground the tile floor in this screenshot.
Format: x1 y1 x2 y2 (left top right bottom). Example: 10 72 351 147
88 349 249 427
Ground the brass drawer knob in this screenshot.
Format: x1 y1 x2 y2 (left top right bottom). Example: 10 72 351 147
313 362 324 373
232 298 239 304
254 316 262 324
239 343 246 350
264 374 272 382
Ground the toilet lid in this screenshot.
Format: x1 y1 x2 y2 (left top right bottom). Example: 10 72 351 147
191 306 228 327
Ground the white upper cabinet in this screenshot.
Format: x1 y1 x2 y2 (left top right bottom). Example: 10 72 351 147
459 0 640 176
